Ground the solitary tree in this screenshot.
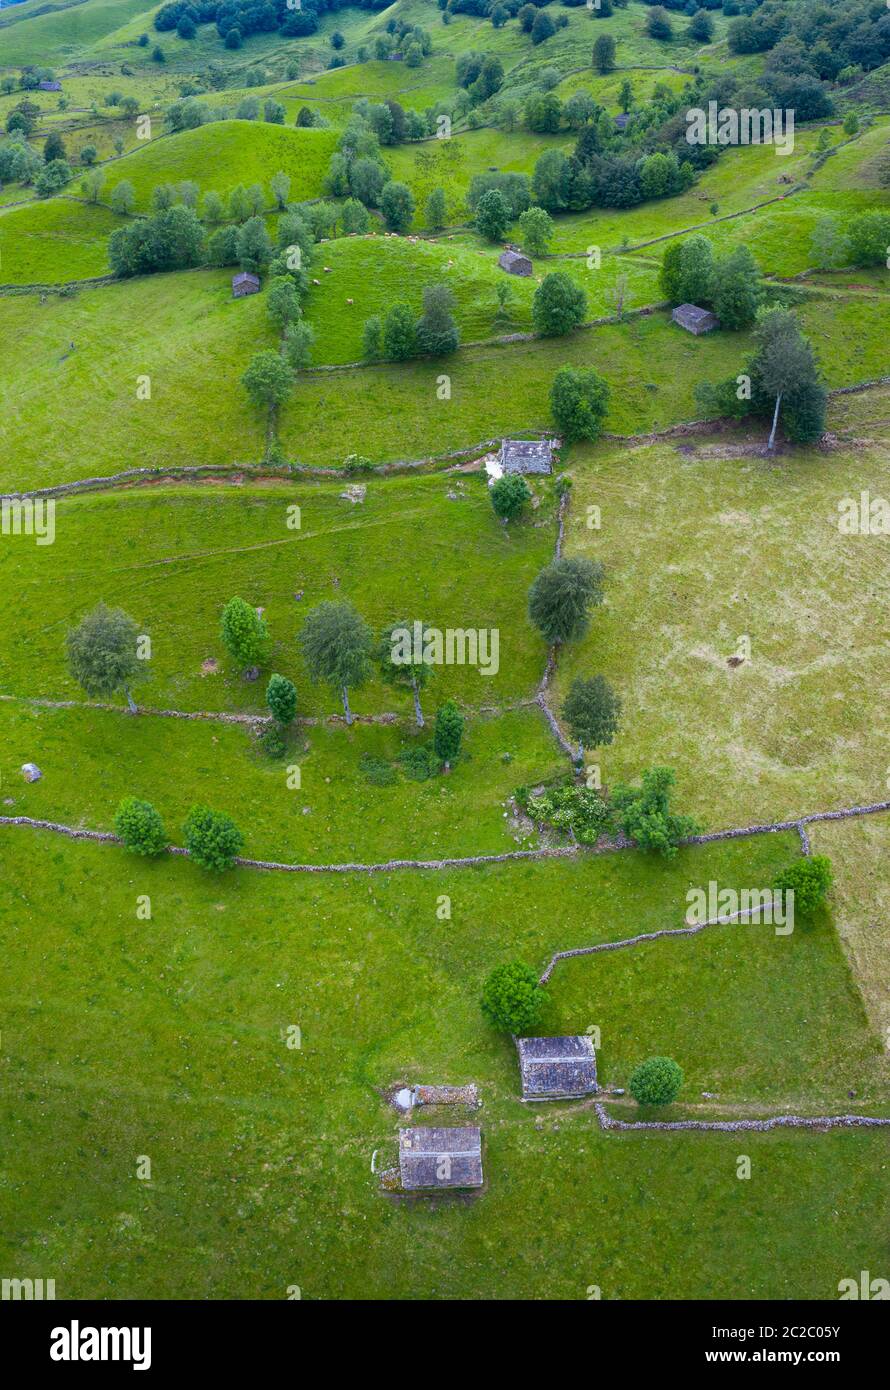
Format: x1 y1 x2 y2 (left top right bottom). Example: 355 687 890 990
375 619 433 726
518 205 554 257
114 796 167 856
425 186 447 231
415 283 459 356
532 271 588 336
490 473 531 523
220 596 269 670
611 766 700 859
592 34 616 73
475 187 512 241
481 960 545 1033
266 672 297 725
183 805 244 871
755 308 824 450
773 855 833 916
629 1056 683 1106
550 365 610 441
528 556 604 645
433 698 464 770
299 600 373 724
242 350 294 410
66 602 143 712
562 675 621 760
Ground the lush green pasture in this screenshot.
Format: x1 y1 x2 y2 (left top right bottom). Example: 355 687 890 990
0 270 271 488
553 424 890 837
0 195 120 284
0 827 886 1300
101 121 338 213
0 0 154 67
0 475 555 711
303 233 658 361
279 293 889 466
0 700 563 862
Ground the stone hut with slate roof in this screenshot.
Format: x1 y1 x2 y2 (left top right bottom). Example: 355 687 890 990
498 438 553 475
516 1036 598 1101
498 247 533 277
671 303 720 335
39 80 62 92
232 271 260 298
398 1127 483 1190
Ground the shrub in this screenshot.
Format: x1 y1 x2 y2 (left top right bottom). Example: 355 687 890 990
629 1056 683 1106
526 784 612 845
114 797 167 856
183 806 244 871
481 961 546 1033
772 855 833 916
433 699 464 769
266 673 297 724
562 675 621 753
490 473 531 522
260 724 286 758
361 753 398 786
398 744 437 781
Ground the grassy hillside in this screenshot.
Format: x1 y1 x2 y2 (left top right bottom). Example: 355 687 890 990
101 119 338 212
0 194 119 283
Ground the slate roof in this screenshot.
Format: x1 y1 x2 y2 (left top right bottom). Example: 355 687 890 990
398 1126 483 1189
498 438 553 475
498 248 533 276
671 303 720 334
517 1036 598 1099
232 271 260 295
39 80 62 92
614 113 630 130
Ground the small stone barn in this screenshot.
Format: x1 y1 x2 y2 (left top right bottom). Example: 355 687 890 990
39 80 62 92
672 303 720 335
232 271 260 299
498 438 553 475
516 1036 598 1101
498 248 533 277
398 1126 483 1190
614 113 630 131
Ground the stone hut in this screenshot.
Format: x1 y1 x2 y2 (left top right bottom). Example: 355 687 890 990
498 438 553 475
516 1036 598 1101
232 271 260 298
671 303 720 335
498 248 533 277
397 1127 483 1190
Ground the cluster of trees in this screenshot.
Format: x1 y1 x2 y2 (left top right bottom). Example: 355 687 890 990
660 234 763 330
0 129 74 198
727 0 890 82
324 113 418 218
532 124 697 214
363 283 459 363
697 306 827 449
153 0 390 48
456 51 505 105
810 210 890 272
115 796 245 870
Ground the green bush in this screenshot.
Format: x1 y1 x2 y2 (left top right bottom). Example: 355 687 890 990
629 1055 683 1106
220 596 269 669
266 673 297 725
398 744 437 781
773 855 833 916
260 724 286 759
611 766 700 859
481 961 545 1033
183 805 244 871
526 783 612 845
114 796 167 856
